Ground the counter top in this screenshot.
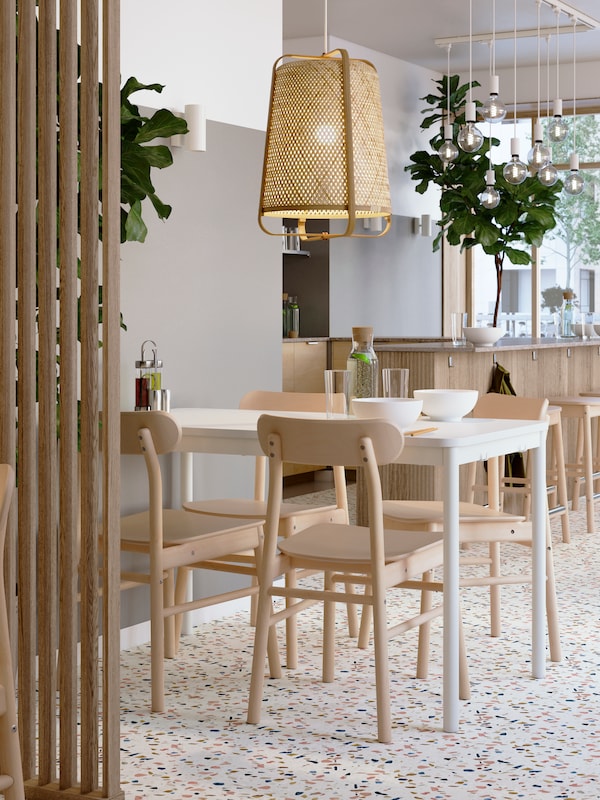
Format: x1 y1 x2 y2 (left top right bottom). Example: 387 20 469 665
286 336 600 352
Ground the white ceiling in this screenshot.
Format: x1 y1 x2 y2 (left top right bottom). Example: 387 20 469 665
283 0 600 74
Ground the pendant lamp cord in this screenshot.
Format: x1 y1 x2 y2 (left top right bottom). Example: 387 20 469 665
323 0 328 53
536 0 542 121
491 0 496 76
545 34 551 144
512 0 517 138
468 0 473 103
572 15 577 149
447 43 452 122
555 9 561 100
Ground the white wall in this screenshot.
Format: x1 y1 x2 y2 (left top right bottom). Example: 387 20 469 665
120 0 281 131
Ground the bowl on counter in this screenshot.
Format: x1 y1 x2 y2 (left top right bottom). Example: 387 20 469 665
413 388 478 422
573 323 596 338
464 326 504 346
352 397 423 429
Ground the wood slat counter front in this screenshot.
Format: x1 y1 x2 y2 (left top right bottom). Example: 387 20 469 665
331 337 600 521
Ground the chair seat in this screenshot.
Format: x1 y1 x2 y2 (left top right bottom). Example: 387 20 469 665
185 498 337 521
382 499 525 526
121 508 261 549
279 524 442 569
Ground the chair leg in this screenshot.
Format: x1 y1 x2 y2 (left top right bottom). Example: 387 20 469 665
416 570 434 680
150 572 166 713
371 576 392 744
357 585 372 650
163 569 176 660
247 586 276 724
489 542 502 637
322 571 337 683
285 569 298 670
545 531 562 663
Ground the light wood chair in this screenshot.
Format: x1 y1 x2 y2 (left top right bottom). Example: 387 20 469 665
0 464 25 800
247 415 464 744
119 411 265 712
183 390 355 668
381 393 561 664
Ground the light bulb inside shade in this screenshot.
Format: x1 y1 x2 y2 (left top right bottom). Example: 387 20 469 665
481 77 506 122
479 170 500 209
564 153 585 196
438 124 458 163
549 99 569 143
457 102 483 153
538 162 559 187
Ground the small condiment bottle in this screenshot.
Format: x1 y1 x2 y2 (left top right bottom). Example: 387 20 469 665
135 339 163 410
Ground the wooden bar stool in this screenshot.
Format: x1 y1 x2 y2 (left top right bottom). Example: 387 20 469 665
548 396 600 534
541 406 570 543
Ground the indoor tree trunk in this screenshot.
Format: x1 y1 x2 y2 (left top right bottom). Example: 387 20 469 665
493 252 505 328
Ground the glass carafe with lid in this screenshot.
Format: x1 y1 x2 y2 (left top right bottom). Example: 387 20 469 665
561 290 575 338
347 326 378 400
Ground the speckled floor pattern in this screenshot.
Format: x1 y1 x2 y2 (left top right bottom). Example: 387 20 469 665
119 492 600 799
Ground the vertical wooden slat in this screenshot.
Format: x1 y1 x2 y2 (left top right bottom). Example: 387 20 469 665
37 0 59 785
102 2 122 794
58 0 80 788
16 0 38 775
80 0 100 793
0 0 17 719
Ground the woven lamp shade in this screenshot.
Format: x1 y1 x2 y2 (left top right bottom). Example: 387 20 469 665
259 49 392 240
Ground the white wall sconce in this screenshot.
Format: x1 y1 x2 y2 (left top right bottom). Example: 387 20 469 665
171 103 206 151
412 214 432 237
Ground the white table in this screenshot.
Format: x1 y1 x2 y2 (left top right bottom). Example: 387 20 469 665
170 407 549 733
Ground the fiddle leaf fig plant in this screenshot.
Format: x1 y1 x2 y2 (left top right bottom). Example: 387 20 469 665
405 75 562 327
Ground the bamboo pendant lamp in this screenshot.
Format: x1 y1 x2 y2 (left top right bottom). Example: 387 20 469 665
259 48 391 241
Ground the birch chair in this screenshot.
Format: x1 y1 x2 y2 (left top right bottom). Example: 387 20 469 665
380 393 561 665
247 415 463 744
0 464 25 800
119 411 265 712
183 390 355 668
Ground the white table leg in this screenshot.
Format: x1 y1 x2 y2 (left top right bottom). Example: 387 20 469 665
530 435 547 678
442 447 460 733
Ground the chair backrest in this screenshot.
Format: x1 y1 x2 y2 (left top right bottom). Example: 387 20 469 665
240 390 344 502
258 415 404 540
121 411 181 455
241 389 341 413
258 415 404 471
473 393 549 422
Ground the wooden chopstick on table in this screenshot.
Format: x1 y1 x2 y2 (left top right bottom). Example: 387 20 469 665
406 426 438 436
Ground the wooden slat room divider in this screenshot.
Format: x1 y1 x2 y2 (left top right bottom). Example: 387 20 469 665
0 1 122 797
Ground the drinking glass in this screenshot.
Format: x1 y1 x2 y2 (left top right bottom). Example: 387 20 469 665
324 369 352 417
451 312 467 346
382 368 409 398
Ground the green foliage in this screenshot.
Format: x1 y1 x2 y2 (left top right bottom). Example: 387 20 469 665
117 77 188 243
405 75 563 325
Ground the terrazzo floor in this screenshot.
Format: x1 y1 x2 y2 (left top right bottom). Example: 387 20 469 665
119 492 600 799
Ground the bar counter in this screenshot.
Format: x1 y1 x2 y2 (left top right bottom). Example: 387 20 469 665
330 336 600 521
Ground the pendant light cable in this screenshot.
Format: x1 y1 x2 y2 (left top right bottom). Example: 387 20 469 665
512 0 517 139
323 0 327 53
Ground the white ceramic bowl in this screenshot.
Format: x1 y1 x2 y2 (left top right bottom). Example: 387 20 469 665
464 326 504 346
413 389 478 422
351 397 423 429
573 323 596 338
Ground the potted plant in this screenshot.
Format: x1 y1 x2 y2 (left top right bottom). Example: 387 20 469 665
405 75 562 328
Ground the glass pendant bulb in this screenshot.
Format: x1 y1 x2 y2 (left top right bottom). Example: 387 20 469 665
564 153 585 196
457 102 483 153
503 138 528 185
479 168 500 209
538 160 558 187
528 123 550 168
549 99 568 143
438 123 458 164
481 76 506 122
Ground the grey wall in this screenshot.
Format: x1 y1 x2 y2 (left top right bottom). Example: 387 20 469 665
120 121 282 510
330 216 442 337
